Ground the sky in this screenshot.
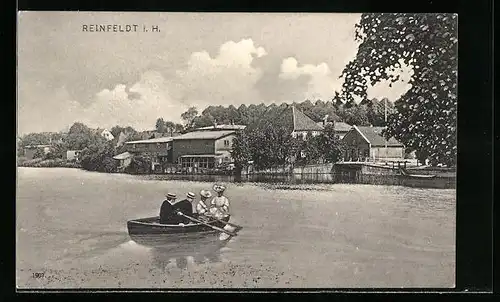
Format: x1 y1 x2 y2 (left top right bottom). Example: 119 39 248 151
17 12 412 134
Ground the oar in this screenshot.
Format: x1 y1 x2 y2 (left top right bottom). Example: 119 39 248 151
206 216 243 230
177 212 237 237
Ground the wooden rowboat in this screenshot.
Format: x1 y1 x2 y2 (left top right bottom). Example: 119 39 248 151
400 168 437 179
127 216 230 236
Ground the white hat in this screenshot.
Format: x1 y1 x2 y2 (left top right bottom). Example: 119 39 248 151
187 192 196 199
213 184 226 192
166 193 176 199
200 190 212 198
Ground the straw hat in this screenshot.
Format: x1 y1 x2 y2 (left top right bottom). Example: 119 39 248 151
213 184 226 192
187 192 196 199
200 190 212 198
166 193 176 199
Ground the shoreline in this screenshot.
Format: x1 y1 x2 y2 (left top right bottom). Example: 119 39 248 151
17 166 456 190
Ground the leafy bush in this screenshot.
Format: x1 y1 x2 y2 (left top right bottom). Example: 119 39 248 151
125 156 152 174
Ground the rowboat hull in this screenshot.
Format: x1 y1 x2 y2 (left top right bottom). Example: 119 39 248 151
127 216 229 236
405 174 437 179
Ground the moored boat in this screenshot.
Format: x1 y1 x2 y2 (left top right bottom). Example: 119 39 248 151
400 168 437 179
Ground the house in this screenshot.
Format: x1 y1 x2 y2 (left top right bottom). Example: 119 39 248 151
342 126 405 162
100 129 114 141
66 150 82 162
91 128 115 141
23 144 52 160
275 105 324 139
171 130 237 170
113 151 134 171
315 120 352 139
124 136 174 171
332 122 352 139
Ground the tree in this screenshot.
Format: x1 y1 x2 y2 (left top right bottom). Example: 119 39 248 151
317 123 346 163
230 130 252 172
340 13 457 166
155 118 166 133
79 139 116 172
125 156 152 174
181 107 199 128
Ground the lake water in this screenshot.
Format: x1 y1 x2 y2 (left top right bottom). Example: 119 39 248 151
16 167 456 288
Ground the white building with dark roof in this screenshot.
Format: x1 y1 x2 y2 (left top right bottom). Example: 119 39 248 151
171 130 237 170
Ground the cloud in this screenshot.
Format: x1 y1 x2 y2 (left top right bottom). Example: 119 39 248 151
279 57 341 101
175 38 267 106
79 71 187 130
279 56 414 102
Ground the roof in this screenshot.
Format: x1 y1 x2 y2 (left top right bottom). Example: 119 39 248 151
180 152 228 158
353 126 403 147
173 130 235 140
125 137 173 144
334 122 353 132
194 125 246 131
113 152 133 160
24 144 52 148
291 107 324 131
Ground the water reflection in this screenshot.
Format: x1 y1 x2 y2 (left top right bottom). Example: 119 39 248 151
130 232 230 270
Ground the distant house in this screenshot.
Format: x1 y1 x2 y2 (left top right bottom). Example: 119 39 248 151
332 122 353 139
171 130 238 170
315 120 352 139
113 151 133 171
124 136 174 171
275 105 324 139
100 129 114 141
66 150 82 162
23 145 51 160
342 126 404 162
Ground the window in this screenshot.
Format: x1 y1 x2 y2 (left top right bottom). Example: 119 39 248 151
224 139 230 147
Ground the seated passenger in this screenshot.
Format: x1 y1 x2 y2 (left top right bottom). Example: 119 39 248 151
195 190 212 220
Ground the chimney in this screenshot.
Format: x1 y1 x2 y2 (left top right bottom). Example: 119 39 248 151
323 114 329 126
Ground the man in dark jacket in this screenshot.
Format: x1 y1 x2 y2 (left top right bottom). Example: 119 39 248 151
159 193 177 224
173 192 196 224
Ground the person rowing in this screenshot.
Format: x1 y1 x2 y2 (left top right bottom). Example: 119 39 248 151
209 184 230 221
173 192 196 225
159 192 177 224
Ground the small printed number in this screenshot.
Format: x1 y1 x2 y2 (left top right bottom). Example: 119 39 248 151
32 272 44 278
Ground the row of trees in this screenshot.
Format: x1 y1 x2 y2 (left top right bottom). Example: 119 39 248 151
18 122 146 173
178 98 395 131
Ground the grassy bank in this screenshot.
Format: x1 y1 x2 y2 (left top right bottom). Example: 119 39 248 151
17 157 81 168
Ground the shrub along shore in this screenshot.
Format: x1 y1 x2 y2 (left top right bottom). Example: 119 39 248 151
17 157 81 169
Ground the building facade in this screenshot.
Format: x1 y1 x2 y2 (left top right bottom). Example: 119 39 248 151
123 137 173 171
112 151 133 171
171 130 236 171
342 126 404 162
66 150 82 162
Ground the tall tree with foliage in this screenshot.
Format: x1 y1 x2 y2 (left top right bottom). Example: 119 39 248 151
317 123 346 163
181 106 199 128
340 13 457 166
230 130 253 172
